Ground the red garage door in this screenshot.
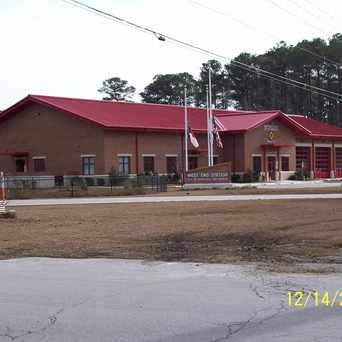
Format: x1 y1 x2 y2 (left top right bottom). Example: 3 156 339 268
336 148 342 178
315 147 331 179
296 147 311 171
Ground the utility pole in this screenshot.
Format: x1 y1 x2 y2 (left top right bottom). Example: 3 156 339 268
338 66 342 126
208 66 214 166
184 87 188 172
206 85 210 167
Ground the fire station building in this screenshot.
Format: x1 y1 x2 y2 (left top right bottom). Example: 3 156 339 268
1 94 342 181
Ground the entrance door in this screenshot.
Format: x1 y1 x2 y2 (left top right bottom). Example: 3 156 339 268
267 156 276 180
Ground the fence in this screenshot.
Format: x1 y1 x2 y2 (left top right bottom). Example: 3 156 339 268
3 174 171 199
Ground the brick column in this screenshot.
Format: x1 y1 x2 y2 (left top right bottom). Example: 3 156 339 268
311 140 315 179
262 146 267 182
277 149 281 181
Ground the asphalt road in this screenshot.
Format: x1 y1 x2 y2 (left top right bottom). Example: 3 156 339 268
7 193 342 206
0 258 341 342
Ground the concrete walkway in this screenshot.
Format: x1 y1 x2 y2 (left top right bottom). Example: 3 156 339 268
8 193 342 207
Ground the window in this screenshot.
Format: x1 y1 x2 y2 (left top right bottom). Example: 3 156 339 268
252 156 262 173
82 157 95 175
118 156 130 175
143 156 154 174
166 157 177 174
34 158 46 172
213 156 219 165
15 158 27 173
281 156 290 171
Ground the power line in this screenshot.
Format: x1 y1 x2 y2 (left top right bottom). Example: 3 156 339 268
266 0 334 37
302 0 342 28
287 0 340 33
230 63 340 103
188 0 342 69
60 0 342 102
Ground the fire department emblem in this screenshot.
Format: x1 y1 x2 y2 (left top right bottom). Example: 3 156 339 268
267 130 275 142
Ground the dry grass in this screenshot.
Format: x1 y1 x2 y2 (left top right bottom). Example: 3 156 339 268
6 185 342 199
1 199 342 266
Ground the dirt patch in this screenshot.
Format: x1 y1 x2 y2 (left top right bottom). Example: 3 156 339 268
1 199 342 266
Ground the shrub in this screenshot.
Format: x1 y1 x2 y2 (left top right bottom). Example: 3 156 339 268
288 174 297 181
97 178 105 186
84 178 95 187
242 169 253 183
70 176 87 189
231 174 241 183
293 170 311 181
252 171 260 182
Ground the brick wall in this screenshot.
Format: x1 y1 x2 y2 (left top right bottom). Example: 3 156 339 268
0 103 105 175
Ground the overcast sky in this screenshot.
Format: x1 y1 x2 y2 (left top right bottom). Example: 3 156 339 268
1 0 342 109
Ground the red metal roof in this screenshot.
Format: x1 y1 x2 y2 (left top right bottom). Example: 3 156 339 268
215 111 280 132
1 95 342 139
287 115 342 138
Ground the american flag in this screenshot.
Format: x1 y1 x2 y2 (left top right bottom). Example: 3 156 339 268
213 116 224 149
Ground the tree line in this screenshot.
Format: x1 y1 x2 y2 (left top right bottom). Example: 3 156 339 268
98 34 342 126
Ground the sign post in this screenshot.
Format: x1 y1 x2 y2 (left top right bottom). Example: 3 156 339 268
0 172 6 213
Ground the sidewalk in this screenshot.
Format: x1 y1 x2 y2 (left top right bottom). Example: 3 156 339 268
7 192 342 207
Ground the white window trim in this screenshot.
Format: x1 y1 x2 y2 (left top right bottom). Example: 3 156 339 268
32 156 47 160
81 154 96 158
280 154 291 157
335 144 342 148
142 154 156 157
117 154 132 157
296 143 312 147
165 154 178 157
252 154 262 157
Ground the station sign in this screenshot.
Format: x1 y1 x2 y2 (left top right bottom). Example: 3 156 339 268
184 163 231 184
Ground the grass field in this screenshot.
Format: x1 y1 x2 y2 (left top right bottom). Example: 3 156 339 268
1 199 342 266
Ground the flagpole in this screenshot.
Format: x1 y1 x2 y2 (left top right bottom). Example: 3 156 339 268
184 86 189 172
208 66 213 166
0 172 5 202
206 85 210 167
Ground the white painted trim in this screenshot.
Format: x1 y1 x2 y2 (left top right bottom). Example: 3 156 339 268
280 154 291 157
252 154 262 157
334 144 342 148
32 156 47 159
80 154 96 158
142 154 156 157
296 143 311 147
117 154 132 157
165 154 178 157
